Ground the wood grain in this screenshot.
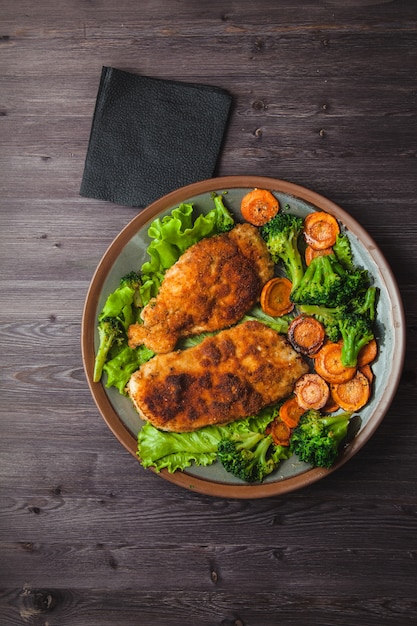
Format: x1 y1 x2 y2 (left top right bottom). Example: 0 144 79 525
1 0 417 624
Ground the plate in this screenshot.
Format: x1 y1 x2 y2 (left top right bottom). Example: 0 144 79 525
81 176 405 498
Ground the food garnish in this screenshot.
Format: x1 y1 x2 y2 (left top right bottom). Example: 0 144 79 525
303 210 340 250
240 188 279 226
260 276 294 317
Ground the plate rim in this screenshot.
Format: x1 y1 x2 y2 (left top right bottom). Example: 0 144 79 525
81 175 406 499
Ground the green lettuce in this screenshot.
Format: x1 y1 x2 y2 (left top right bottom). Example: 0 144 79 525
242 304 293 335
103 344 154 394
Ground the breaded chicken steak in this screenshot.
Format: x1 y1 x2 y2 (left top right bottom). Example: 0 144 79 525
127 223 274 354
126 320 309 432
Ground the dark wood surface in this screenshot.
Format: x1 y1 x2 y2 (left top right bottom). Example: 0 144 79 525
1 1 417 624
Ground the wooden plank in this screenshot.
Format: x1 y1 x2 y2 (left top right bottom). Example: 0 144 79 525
0 588 415 626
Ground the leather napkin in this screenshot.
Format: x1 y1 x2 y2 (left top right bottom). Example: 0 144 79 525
80 67 232 208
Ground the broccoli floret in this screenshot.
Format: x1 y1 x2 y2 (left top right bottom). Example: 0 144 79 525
260 212 305 290
351 286 378 322
210 192 235 233
99 272 142 330
333 232 354 271
291 253 369 308
93 316 124 383
119 271 143 307
119 270 141 290
217 430 289 483
338 312 375 368
290 410 352 469
298 303 345 342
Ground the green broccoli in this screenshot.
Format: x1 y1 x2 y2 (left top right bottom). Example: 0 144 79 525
93 316 124 383
290 410 352 469
333 232 354 271
338 312 375 368
351 286 378 321
119 271 143 308
100 271 142 330
217 430 290 483
210 192 235 233
291 253 369 308
259 212 305 290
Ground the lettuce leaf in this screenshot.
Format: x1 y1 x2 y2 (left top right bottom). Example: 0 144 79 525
241 304 292 334
103 344 154 394
99 284 138 330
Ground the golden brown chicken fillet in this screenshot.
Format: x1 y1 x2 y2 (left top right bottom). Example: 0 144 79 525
126 320 309 432
127 223 274 354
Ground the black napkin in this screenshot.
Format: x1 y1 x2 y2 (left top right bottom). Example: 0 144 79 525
80 67 232 208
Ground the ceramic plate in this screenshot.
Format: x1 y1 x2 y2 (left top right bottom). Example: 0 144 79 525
81 176 405 498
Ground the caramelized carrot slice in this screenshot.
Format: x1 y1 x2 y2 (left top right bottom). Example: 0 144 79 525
260 277 294 317
288 315 326 356
294 373 330 410
303 211 340 250
357 338 378 367
268 417 291 447
241 188 279 226
330 370 371 411
279 396 305 428
359 364 374 383
305 245 333 266
322 395 340 414
314 342 357 384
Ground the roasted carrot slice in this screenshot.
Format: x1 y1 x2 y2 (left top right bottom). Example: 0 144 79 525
288 315 326 356
314 342 357 384
330 370 371 411
240 188 279 226
279 396 305 428
359 364 374 383
268 417 291 446
305 245 333 266
322 395 340 414
294 373 330 410
357 338 378 367
303 211 340 250
260 277 294 317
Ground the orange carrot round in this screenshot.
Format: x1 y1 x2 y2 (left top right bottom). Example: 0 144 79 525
279 396 305 429
260 277 294 317
321 395 340 414
330 370 371 411
288 315 326 357
305 245 334 266
268 417 292 447
303 211 340 250
357 338 378 367
359 364 374 383
294 373 330 410
314 342 357 384
240 188 279 226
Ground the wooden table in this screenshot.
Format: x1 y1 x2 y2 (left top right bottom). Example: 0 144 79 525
1 1 416 624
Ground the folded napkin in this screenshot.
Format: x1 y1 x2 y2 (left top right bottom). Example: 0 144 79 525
80 67 232 208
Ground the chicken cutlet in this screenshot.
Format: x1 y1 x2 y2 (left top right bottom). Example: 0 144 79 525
127 223 274 354
126 320 309 432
